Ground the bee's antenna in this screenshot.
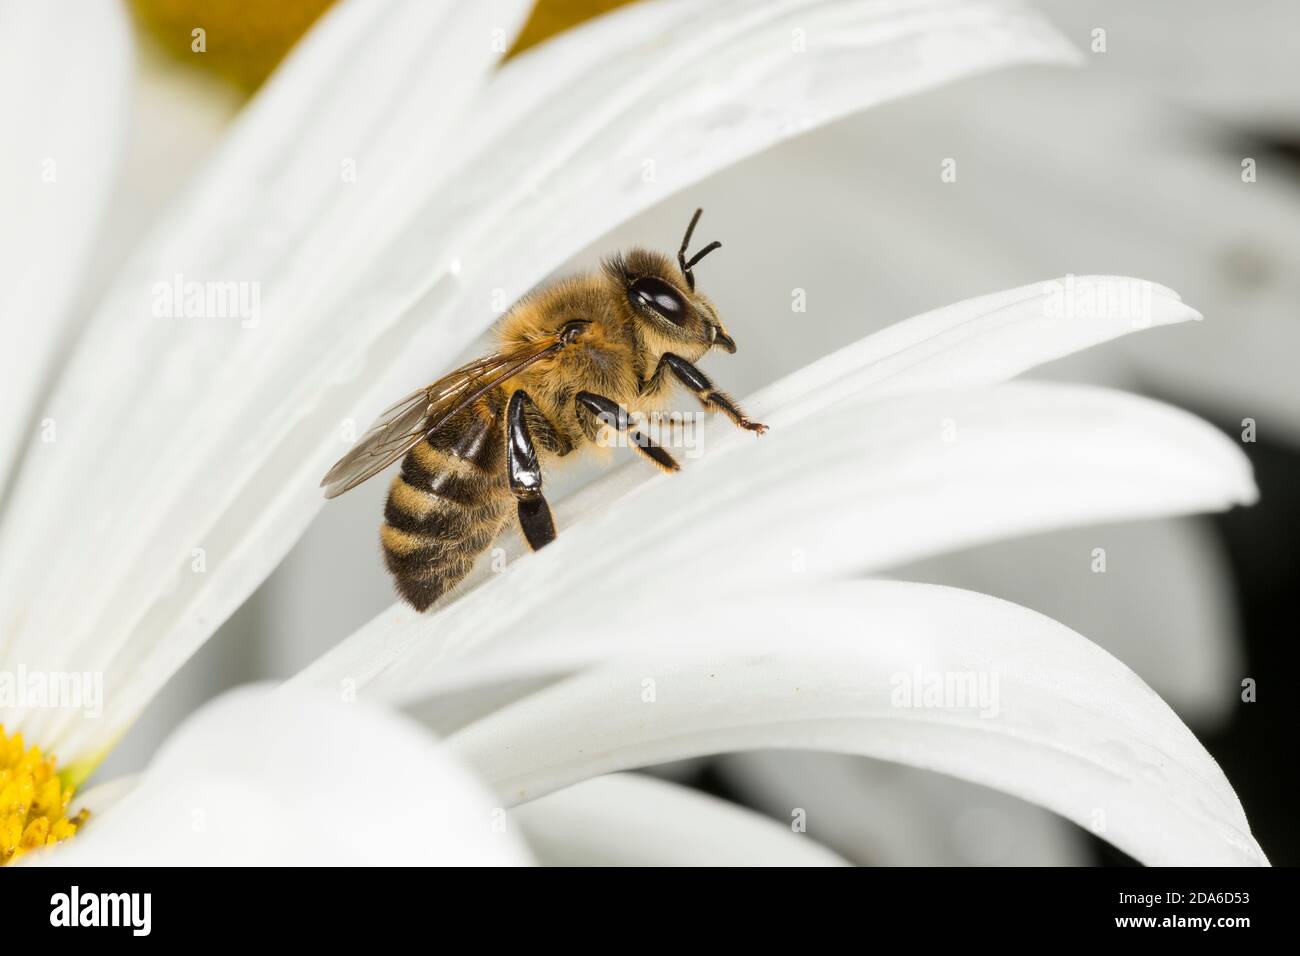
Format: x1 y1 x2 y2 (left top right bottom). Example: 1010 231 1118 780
678 207 721 292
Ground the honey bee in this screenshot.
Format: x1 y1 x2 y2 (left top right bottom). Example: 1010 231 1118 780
320 209 766 610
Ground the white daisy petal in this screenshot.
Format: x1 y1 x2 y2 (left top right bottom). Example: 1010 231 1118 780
0 0 131 492
32 684 531 866
0 0 535 761
446 581 1267 867
0 0 1076 767
295 379 1253 698
513 773 846 866
739 274 1200 415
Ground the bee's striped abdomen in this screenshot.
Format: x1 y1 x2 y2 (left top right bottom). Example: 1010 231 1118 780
381 401 509 610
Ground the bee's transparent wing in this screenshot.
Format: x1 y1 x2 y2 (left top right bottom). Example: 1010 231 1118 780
320 336 568 499
320 388 434 499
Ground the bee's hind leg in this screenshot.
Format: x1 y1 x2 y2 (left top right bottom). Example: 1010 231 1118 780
657 353 767 434
506 389 558 550
576 392 680 473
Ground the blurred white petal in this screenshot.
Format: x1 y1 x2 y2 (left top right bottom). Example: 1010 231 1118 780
784 69 1300 442
59 59 243 779
893 518 1243 726
714 751 1090 866
34 685 530 866
514 773 846 866
1038 0 1300 130
0 0 1077 767
443 581 1266 866
75 51 241 304
0 0 131 492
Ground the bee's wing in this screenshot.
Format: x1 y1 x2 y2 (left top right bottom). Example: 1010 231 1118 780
319 387 435 499
319 336 567 499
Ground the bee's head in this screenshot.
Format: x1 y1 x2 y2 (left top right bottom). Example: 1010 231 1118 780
605 208 736 356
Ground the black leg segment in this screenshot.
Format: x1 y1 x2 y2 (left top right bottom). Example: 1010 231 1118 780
506 389 557 550
658 353 767 434
576 391 680 473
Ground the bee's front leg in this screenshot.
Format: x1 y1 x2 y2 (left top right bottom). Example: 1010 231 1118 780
656 353 767 434
506 389 557 550
576 392 680 473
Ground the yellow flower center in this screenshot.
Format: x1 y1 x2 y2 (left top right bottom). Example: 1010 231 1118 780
129 0 641 93
0 726 87 865
508 0 639 58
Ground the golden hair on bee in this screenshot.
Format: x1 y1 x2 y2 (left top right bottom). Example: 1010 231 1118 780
320 209 766 611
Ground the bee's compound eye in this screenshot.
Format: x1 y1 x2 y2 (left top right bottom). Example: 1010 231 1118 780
629 276 687 325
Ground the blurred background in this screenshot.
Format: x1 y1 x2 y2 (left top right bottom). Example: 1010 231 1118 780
84 0 1298 865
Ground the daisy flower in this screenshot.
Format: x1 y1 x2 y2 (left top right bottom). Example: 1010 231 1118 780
0 0 1265 865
